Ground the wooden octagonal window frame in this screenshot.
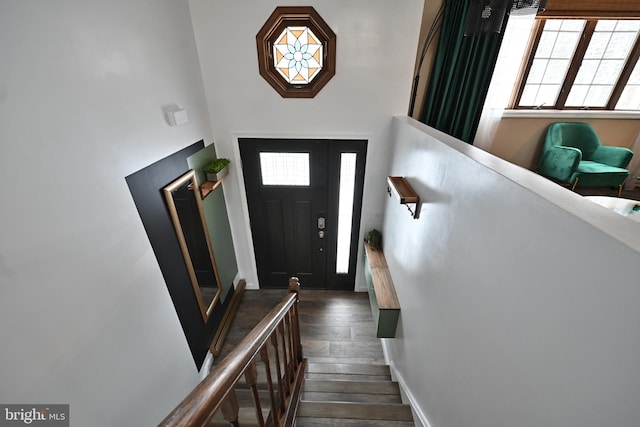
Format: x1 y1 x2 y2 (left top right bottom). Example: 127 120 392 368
257 6 336 98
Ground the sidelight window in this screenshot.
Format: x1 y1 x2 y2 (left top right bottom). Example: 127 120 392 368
335 153 357 274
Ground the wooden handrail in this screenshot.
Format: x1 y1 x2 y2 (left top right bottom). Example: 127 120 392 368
159 278 305 427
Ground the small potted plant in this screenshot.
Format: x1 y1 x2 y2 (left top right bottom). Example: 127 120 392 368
203 158 230 182
366 229 382 250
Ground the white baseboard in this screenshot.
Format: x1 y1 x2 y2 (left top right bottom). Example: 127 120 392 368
244 281 259 290
382 340 433 427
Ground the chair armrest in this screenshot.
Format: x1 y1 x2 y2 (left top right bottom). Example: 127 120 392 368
591 146 633 169
538 146 582 182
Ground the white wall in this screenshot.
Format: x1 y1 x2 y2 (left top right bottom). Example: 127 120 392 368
384 117 640 427
188 0 424 289
0 1 213 425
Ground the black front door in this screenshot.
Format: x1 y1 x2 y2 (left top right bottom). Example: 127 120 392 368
239 138 366 290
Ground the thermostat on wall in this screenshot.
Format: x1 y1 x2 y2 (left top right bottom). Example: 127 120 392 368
165 108 189 126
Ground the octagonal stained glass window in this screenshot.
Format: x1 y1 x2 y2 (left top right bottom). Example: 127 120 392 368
257 7 336 98
273 26 323 84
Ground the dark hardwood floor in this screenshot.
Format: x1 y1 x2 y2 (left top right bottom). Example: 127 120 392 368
213 289 384 367
298 290 385 365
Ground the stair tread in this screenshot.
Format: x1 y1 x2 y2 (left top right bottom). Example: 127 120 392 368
296 417 415 427
303 379 400 394
302 391 402 404
305 372 391 381
298 401 414 421
306 356 387 365
307 362 390 376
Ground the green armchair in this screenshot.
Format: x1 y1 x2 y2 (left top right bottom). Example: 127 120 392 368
538 122 633 195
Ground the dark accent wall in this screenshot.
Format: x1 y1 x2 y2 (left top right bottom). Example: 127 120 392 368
125 141 231 369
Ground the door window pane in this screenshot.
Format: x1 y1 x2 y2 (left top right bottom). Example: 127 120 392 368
259 152 310 186
336 153 357 274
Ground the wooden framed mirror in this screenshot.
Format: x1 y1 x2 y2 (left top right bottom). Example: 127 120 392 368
163 170 222 322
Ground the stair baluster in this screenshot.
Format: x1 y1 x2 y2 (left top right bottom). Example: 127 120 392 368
244 360 265 427
220 392 239 427
260 346 280 426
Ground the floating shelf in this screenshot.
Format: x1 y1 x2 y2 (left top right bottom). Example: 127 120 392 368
364 241 400 338
200 167 229 199
387 176 420 219
200 168 228 199
387 176 418 203
200 181 221 199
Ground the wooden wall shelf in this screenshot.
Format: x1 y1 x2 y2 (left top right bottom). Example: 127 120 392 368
200 180 222 199
387 176 418 203
387 176 420 219
200 169 228 199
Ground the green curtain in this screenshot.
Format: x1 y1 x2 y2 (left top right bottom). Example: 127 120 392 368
419 0 508 144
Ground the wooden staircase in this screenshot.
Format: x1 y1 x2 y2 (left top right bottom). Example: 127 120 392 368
161 286 415 426
206 360 415 426
296 361 414 426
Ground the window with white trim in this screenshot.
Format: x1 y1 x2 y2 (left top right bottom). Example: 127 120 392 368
512 18 640 111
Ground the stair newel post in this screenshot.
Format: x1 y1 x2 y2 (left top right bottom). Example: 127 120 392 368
220 390 240 427
244 360 265 427
260 346 280 426
288 277 303 362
